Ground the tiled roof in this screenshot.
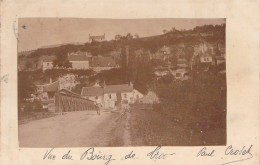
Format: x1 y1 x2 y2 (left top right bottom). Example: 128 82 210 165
104 84 133 93
68 55 90 61
91 57 116 67
43 81 59 92
81 87 104 96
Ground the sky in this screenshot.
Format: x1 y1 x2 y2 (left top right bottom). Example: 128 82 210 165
18 18 225 52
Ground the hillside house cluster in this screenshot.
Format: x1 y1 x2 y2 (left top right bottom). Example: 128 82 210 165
42 54 117 72
193 42 226 67
81 83 143 110
154 42 225 80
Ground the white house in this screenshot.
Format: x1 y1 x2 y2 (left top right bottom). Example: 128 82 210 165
81 86 104 107
42 56 56 71
81 83 143 110
200 55 213 63
68 55 90 70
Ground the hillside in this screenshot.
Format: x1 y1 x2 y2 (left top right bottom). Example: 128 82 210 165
18 24 225 60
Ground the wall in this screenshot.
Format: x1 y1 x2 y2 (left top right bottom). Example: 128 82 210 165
104 93 117 109
121 92 133 104
71 61 89 70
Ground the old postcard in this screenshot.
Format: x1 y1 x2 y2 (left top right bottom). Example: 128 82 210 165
1 0 259 165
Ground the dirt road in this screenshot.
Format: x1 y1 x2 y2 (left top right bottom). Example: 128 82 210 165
19 110 124 147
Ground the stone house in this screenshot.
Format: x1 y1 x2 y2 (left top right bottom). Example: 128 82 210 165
81 83 143 110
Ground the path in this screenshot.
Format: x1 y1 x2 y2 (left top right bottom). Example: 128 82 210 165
19 110 121 147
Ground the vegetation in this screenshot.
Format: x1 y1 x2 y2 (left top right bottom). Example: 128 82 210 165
130 70 226 146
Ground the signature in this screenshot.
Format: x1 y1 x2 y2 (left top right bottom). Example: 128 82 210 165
221 145 254 165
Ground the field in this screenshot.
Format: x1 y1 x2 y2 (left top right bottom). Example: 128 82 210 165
130 72 226 146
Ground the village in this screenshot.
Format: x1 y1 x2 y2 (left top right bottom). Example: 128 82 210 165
18 23 226 147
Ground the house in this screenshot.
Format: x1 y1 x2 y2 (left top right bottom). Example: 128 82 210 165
36 80 60 112
196 51 213 64
90 56 117 72
170 68 189 80
89 34 106 42
42 56 56 71
42 55 90 71
36 75 78 111
81 83 143 110
68 55 90 70
214 56 225 65
81 86 104 106
68 51 92 57
133 89 144 103
103 84 134 110
200 54 213 63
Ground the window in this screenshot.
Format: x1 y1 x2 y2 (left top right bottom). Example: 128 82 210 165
109 94 111 99
47 63 49 66
95 96 98 100
124 94 127 98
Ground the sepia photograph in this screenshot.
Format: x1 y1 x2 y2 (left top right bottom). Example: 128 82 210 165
17 18 226 147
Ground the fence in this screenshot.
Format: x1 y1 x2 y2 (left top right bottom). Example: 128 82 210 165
54 89 98 113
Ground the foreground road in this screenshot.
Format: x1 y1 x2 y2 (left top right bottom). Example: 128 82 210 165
19 110 122 147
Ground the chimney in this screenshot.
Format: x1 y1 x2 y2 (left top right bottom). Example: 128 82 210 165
49 77 53 84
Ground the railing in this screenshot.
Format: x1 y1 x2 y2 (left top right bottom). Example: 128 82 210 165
54 92 99 113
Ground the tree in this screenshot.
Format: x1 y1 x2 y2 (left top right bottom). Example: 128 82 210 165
120 46 128 82
184 46 194 61
115 34 122 40
134 34 139 39
126 33 133 40
18 72 36 103
163 29 168 34
52 49 72 68
127 46 137 82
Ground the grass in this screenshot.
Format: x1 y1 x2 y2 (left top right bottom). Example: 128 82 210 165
130 105 226 146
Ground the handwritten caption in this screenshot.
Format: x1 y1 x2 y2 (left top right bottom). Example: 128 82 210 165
43 146 175 165
42 145 254 165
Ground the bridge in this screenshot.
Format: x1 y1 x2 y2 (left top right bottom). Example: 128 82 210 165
54 89 99 113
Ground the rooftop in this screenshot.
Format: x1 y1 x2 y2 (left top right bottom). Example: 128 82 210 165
91 56 116 67
68 55 90 61
104 84 133 93
81 84 134 96
81 87 104 96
